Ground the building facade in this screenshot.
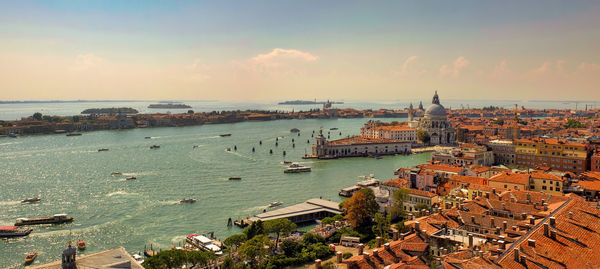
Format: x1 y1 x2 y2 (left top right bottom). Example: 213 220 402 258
514 138 589 173
409 91 455 145
311 132 411 159
360 120 417 143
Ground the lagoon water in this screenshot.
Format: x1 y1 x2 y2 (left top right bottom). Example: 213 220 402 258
0 117 430 268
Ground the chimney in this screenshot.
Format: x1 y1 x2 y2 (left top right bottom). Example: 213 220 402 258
415 221 420 232
526 193 531 203
514 247 520 262
525 223 531 230
493 188 496 194
529 216 535 225
569 212 573 219
358 244 364 255
336 251 343 263
372 249 379 258
512 226 518 231
503 221 508 231
550 216 556 226
543 202 548 211
400 233 405 240
551 230 557 240
544 223 549 237
498 240 506 250
393 230 398 241
468 234 474 248
384 243 390 251
528 239 536 247
520 255 527 264
491 218 495 228
376 237 382 248
315 259 322 269
521 213 527 220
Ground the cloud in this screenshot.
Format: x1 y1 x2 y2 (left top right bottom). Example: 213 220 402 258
71 54 105 71
185 59 211 81
440 56 470 78
391 56 427 77
236 48 319 76
251 48 319 63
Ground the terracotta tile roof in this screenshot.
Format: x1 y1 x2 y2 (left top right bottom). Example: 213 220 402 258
372 125 416 132
489 173 530 186
575 180 600 191
400 188 437 198
419 164 464 174
496 195 600 268
382 178 409 189
449 175 488 186
530 171 566 182
328 136 405 145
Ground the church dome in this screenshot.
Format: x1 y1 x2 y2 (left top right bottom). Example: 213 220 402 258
425 103 446 116
424 91 446 116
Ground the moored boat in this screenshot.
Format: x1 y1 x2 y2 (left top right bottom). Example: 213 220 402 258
126 176 137 180
24 252 37 264
0 226 32 238
185 234 223 255
150 145 160 149
284 163 311 173
219 133 231 137
66 133 82 136
228 177 241 180
110 172 122 176
98 148 109 152
15 214 74 226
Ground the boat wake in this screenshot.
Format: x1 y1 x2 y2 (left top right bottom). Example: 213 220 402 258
0 141 22 146
224 150 256 161
243 205 269 213
0 200 21 206
157 200 180 205
106 191 140 197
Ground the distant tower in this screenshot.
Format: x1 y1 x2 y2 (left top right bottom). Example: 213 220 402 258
432 90 440 104
62 241 77 269
408 103 414 121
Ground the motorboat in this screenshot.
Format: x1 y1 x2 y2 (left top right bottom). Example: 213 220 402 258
110 172 122 176
284 163 311 173
98 148 109 152
290 128 300 133
132 253 145 264
268 201 283 208
144 136 152 139
228 177 241 180
21 197 41 203
15 214 74 226
179 198 197 204
24 252 37 264
0 226 32 238
330 127 338 130
220 134 232 137
126 176 136 180
150 145 160 149
77 240 86 250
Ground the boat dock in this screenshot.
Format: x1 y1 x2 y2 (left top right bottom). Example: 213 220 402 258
246 198 341 224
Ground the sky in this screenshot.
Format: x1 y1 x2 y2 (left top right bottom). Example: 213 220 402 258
0 0 599 102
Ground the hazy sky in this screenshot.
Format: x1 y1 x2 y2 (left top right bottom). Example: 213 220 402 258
1 1 599 101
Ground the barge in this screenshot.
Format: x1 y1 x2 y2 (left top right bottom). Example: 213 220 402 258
0 226 32 238
15 214 73 226
185 234 223 255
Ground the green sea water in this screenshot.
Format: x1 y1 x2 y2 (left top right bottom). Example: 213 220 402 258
0 118 430 268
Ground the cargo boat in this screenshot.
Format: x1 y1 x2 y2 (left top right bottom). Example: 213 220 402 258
0 226 32 238
15 214 73 226
185 234 223 255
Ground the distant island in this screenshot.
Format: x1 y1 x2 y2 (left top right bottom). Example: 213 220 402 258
148 103 192 109
278 100 344 105
81 107 139 114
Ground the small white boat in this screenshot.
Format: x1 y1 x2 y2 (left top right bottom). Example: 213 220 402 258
126 176 136 180
268 201 283 208
284 163 311 173
180 198 197 204
132 253 144 264
110 172 122 176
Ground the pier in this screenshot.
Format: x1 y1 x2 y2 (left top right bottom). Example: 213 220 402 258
247 198 341 224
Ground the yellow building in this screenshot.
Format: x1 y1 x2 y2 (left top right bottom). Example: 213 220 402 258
529 171 565 195
514 138 588 172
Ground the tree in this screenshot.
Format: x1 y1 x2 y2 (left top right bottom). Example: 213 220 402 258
280 239 302 257
264 218 296 248
417 129 430 144
341 188 380 228
492 118 504 126
302 232 325 245
390 189 409 221
244 220 265 239
224 233 247 252
72 115 80 122
321 214 344 225
186 250 215 268
565 119 585 129
239 234 271 268
187 110 194 114
32 112 42 121
372 212 391 239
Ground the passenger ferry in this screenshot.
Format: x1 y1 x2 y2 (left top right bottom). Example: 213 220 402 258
284 163 311 173
185 234 223 255
0 226 32 238
15 214 73 226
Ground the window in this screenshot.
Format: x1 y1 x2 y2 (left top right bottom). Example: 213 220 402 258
542 186 547 190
